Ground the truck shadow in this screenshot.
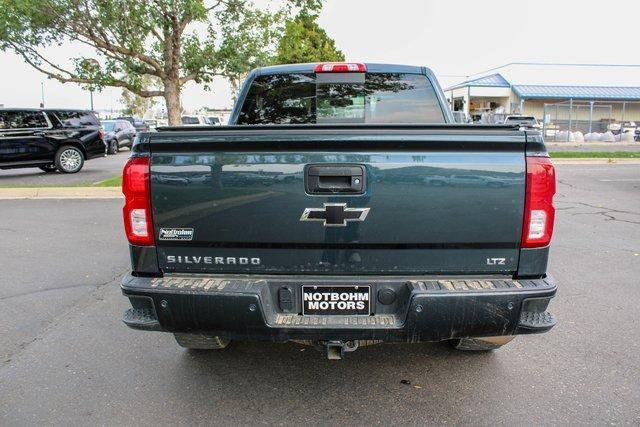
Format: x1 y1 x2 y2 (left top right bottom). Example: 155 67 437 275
166 340 504 422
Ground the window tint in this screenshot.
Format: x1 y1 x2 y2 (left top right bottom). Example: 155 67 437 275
102 121 116 132
362 74 445 123
237 72 445 124
238 73 316 124
0 111 48 130
54 110 99 127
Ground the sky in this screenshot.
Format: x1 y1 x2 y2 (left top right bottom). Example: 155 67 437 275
1 0 639 112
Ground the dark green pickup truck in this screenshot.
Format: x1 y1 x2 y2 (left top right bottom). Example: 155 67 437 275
121 63 557 359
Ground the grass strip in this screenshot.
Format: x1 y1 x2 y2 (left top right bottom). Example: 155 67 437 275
550 151 640 158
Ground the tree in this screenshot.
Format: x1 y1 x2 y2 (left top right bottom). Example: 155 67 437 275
0 0 320 124
216 6 283 100
120 76 158 117
274 13 344 65
121 89 156 118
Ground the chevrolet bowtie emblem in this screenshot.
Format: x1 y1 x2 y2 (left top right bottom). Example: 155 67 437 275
300 203 370 227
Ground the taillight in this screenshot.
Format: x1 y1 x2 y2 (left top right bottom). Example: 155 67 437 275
99 128 105 140
314 63 366 73
522 156 556 248
122 157 154 246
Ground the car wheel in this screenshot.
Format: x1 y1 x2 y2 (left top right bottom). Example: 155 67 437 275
107 140 119 155
38 164 57 173
55 146 85 174
450 335 515 351
174 333 231 350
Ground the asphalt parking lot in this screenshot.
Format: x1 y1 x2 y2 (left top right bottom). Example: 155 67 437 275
0 163 639 425
0 150 130 187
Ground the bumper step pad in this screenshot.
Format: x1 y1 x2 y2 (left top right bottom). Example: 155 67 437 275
123 308 161 331
275 314 399 327
519 311 556 332
408 277 553 292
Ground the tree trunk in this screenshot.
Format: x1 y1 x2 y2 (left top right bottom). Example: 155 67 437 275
164 79 182 126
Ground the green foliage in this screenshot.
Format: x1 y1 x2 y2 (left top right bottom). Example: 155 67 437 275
216 5 284 97
121 89 156 117
120 76 158 117
274 14 344 64
0 0 329 123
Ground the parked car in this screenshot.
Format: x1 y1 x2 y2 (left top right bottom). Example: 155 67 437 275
101 119 137 154
145 119 158 130
609 121 637 136
117 116 149 132
0 108 105 173
181 115 211 126
121 63 557 359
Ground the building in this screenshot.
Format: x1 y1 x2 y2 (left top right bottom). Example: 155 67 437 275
444 63 640 136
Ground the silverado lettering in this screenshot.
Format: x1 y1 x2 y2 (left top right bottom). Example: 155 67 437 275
166 255 261 265
121 62 558 359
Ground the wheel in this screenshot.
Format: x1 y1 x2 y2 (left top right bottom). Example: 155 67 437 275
174 333 231 350
55 146 84 173
107 140 119 154
38 164 57 173
450 335 515 351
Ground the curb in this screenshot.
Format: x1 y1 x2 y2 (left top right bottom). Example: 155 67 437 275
0 187 122 200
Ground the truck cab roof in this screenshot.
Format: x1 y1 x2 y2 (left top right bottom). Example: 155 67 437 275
253 63 429 76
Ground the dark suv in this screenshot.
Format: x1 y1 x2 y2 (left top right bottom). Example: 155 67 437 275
116 116 149 133
101 119 137 154
0 109 106 173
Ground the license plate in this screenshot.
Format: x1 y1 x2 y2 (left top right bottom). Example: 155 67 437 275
302 285 370 315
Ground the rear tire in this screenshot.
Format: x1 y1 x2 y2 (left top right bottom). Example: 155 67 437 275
174 333 231 350
450 335 515 351
38 164 57 173
55 146 84 173
107 140 119 154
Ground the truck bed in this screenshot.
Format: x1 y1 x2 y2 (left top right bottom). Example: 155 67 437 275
139 124 542 276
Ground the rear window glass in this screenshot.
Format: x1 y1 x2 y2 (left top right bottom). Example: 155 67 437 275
54 111 99 127
237 72 445 124
0 111 48 129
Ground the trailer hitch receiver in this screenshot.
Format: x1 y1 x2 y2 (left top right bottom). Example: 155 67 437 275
323 340 359 360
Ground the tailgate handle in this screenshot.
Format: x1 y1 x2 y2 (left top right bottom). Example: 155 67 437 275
306 165 366 194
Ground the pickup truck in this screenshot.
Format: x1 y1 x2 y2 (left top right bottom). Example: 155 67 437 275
121 63 557 359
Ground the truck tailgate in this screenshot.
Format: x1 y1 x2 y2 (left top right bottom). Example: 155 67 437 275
148 126 525 275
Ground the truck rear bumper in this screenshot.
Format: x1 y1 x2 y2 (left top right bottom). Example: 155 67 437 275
121 274 557 342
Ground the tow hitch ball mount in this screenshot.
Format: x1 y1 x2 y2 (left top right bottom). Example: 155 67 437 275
319 340 359 360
